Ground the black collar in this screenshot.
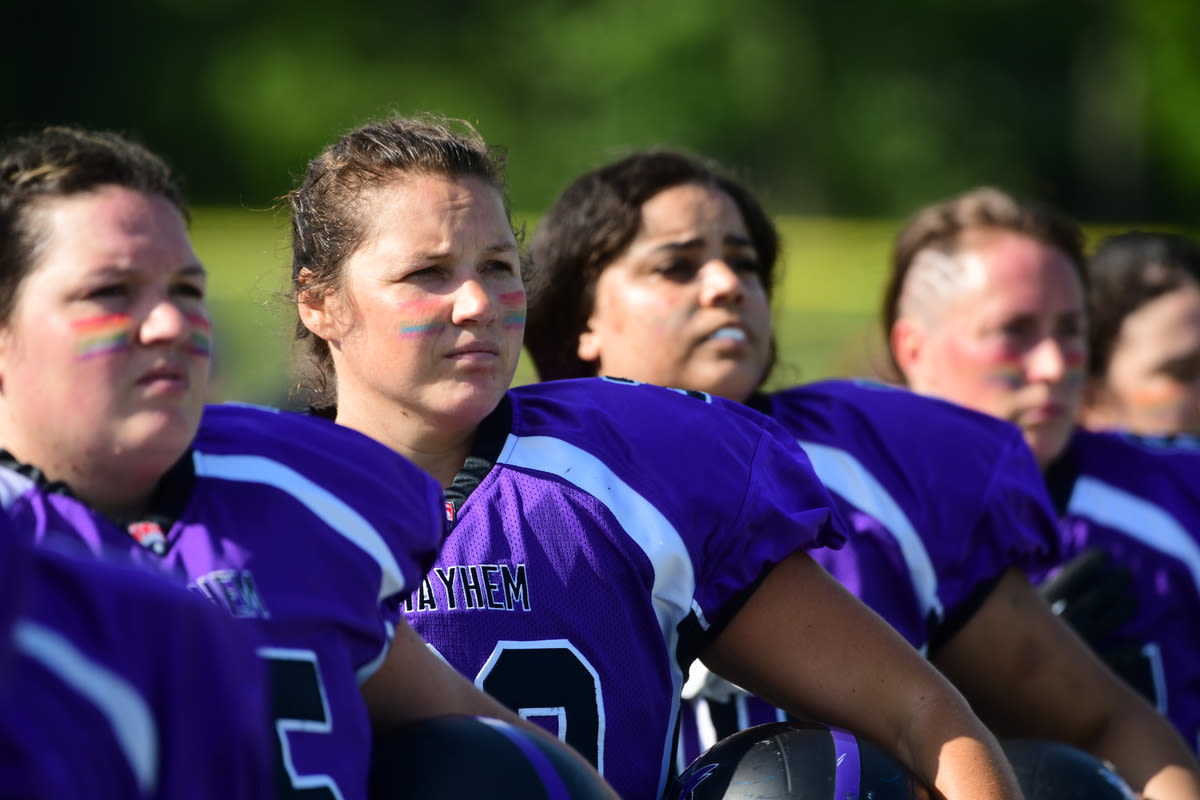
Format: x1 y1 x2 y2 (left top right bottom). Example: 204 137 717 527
443 395 512 528
1043 439 1080 517
0 449 195 555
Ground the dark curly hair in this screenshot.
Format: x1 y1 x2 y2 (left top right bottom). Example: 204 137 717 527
526 149 778 383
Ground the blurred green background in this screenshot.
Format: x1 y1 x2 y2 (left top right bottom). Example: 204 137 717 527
7 0 1200 403
192 210 1191 407
193 210 904 407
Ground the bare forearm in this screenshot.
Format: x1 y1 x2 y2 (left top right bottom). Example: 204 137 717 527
703 553 1023 800
1086 706 1200 800
896 691 1025 800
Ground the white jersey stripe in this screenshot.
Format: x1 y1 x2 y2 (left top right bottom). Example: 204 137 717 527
798 441 944 641
1069 477 1200 591
499 433 694 800
193 453 406 600
15 619 159 795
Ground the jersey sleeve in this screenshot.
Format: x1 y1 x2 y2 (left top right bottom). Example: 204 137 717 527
9 543 274 799
199 405 445 605
688 402 847 639
938 428 1060 626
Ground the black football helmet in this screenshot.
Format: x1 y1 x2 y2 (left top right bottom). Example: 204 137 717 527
669 721 931 800
1001 739 1136 800
368 714 612 799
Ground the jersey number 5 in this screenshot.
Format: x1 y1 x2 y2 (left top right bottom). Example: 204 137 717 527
261 648 340 800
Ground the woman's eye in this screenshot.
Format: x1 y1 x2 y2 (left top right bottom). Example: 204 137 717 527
998 318 1037 341
730 256 762 275
85 284 128 300
404 266 442 281
484 259 516 275
172 283 206 300
1161 353 1200 383
1056 315 1087 340
655 259 696 279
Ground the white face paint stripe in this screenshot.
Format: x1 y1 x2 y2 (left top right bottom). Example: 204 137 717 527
497 433 694 800
193 452 406 601
1069 476 1200 591
15 619 159 794
797 440 944 636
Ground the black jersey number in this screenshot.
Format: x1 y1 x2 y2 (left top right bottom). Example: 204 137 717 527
475 640 605 771
260 648 340 800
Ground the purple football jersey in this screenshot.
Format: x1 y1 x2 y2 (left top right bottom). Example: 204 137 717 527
403 377 845 800
0 404 445 800
1045 429 1200 752
678 379 1059 768
0 526 273 799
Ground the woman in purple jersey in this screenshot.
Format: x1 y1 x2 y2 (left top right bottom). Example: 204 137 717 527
0 126 612 799
1081 231 1200 437
0 516 273 799
288 113 1026 800
522 149 1200 797
880 187 1200 755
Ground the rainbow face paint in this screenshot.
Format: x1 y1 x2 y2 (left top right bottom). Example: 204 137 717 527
395 298 446 339
398 321 445 338
983 350 1084 389
498 290 526 330
982 361 1026 389
72 313 134 361
185 313 212 357
1061 351 1086 385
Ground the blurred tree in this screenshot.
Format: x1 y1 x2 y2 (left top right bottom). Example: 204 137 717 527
2 0 1193 221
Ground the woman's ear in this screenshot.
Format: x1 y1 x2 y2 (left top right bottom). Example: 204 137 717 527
889 316 926 385
296 271 342 343
576 324 600 364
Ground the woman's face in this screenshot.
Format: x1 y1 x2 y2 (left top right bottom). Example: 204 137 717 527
0 185 211 483
1084 281 1200 436
894 230 1086 467
579 183 772 402
307 174 524 436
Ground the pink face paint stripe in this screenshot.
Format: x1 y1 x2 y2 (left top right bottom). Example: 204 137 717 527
71 313 133 334
498 290 526 306
72 313 133 360
184 313 212 356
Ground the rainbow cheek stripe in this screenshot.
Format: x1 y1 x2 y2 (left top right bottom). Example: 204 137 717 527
395 298 445 339
1061 352 1086 385
398 322 445 339
72 314 134 361
985 351 1085 388
984 363 1025 389
499 291 526 330
185 313 212 357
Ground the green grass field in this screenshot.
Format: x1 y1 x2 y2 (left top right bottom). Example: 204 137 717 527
189 207 1179 407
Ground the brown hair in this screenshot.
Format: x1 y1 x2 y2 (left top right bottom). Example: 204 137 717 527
880 186 1086 378
526 149 778 383
0 126 186 324
1087 230 1200 379
286 114 512 405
